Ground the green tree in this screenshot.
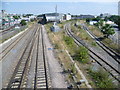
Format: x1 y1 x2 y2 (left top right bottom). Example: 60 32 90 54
101 24 115 38
30 19 34 22
20 20 27 26
86 18 91 23
13 16 20 20
108 15 120 29
95 16 101 22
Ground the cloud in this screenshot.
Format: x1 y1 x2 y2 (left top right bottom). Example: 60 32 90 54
5 2 10 5
2 0 120 2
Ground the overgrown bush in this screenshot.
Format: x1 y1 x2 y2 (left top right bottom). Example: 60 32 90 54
30 19 34 22
63 36 74 48
74 46 89 63
89 68 116 88
77 25 81 29
20 20 27 26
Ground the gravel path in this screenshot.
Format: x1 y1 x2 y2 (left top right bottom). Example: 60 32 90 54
42 25 68 88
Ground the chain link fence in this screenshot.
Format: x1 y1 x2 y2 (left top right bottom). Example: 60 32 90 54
0 25 28 44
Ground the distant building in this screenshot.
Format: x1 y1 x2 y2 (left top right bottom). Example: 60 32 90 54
100 13 111 18
89 21 97 25
63 13 71 20
1 10 22 30
105 21 114 25
72 15 95 19
45 13 64 22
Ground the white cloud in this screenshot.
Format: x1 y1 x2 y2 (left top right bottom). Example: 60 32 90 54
5 2 10 5
2 0 120 2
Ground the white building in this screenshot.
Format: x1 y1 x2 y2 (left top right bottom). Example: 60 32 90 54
66 14 71 20
105 21 114 25
21 17 30 21
63 14 71 21
29 15 36 20
45 13 64 22
89 21 97 25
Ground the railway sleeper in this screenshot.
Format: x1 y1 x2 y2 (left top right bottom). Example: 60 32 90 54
11 85 18 88
37 80 46 84
37 68 45 71
36 83 46 88
12 77 21 82
37 85 46 88
37 77 46 81
38 73 45 76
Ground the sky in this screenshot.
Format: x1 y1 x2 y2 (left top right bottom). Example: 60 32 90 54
1 0 120 2
1 0 119 15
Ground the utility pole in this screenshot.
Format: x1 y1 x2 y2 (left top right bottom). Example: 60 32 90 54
55 5 57 23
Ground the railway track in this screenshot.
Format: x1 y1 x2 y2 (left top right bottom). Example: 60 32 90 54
0 24 36 61
34 26 49 88
6 24 38 88
65 24 120 83
6 25 50 89
0 26 15 34
81 24 120 63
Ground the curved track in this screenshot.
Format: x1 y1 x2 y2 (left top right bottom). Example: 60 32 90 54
81 24 120 64
65 24 120 83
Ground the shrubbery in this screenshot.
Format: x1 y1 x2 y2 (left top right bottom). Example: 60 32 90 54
20 20 27 26
63 36 75 48
74 46 89 63
89 68 116 88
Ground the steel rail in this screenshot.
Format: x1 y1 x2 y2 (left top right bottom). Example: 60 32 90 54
7 26 39 89
0 24 35 61
65 24 120 83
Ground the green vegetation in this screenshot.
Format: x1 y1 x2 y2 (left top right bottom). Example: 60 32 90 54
71 24 96 44
89 68 116 88
86 16 101 23
13 15 20 19
71 64 77 74
101 24 115 38
30 19 34 22
91 42 97 46
20 20 27 26
85 16 116 38
77 25 81 29
63 35 75 48
45 21 118 88
108 15 120 29
92 20 115 38
74 46 89 63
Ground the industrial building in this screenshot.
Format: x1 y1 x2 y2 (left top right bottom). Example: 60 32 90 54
45 13 71 22
63 13 71 20
45 13 64 22
72 15 95 19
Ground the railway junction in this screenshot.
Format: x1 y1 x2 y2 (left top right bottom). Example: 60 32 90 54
0 23 67 89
